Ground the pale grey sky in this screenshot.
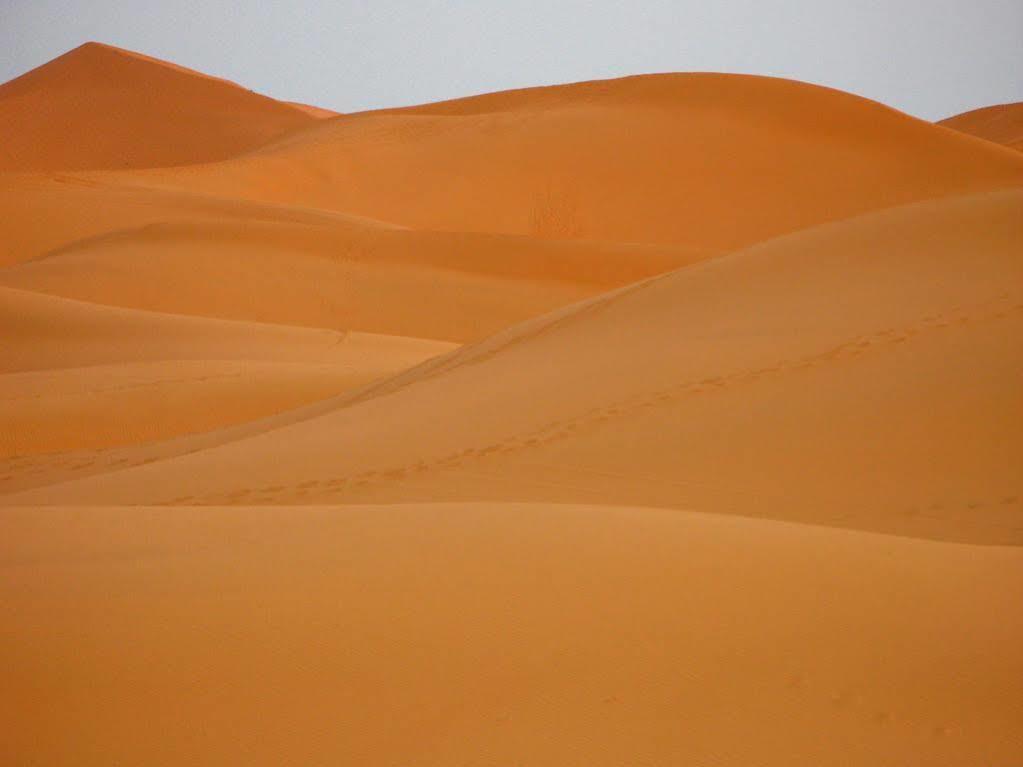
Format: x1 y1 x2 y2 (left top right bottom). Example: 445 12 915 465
1 0 1020 120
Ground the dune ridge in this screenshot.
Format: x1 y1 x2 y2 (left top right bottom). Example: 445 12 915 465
8 189 1020 544
2 41 1021 767
939 102 1023 152
0 285 453 457
109 72 1023 253
0 42 316 171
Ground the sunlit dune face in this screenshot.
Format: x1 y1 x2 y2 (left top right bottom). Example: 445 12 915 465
1 39 1021 767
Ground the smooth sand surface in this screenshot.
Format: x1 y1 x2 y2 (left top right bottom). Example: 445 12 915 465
0 285 431 372
940 102 1023 152
0 175 708 341
285 100 340 118
0 42 316 171
2 43 1021 766
0 286 453 454
2 503 1021 766
16 190 1019 544
112 73 1023 252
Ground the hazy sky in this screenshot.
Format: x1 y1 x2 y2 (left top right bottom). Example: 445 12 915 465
2 0 1021 120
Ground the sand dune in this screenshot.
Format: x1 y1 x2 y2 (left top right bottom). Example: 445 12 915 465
0 172 708 340
2 502 1020 766
2 42 1021 766
940 102 1023 152
0 286 453 454
17 190 1019 543
0 360 405 457
285 101 340 118
0 42 316 171
118 73 1023 251
0 172 398 268
0 214 702 341
2 285 353 372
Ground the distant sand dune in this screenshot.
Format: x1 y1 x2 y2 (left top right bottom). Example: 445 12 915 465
0 214 708 341
0 286 453 455
0 170 715 341
939 102 1023 152
0 360 411 456
113 73 1023 251
2 42 1021 767
0 42 316 171
15 190 1019 543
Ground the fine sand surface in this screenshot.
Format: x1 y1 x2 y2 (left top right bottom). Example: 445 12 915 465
1 503 1021 766
940 102 1023 152
0 286 453 456
16 190 1020 545
0 175 706 341
0 42 316 171
106 73 1023 252
2 42 1021 767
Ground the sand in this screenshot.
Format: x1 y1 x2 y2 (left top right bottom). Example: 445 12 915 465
0 43 316 171
2 503 1021 766
2 43 1021 766
17 189 1019 544
100 73 1023 253
940 102 1023 152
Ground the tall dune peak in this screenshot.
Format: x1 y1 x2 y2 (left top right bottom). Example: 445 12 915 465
0 41 316 171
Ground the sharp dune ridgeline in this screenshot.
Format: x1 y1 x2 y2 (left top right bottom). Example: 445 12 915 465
1 43 1021 767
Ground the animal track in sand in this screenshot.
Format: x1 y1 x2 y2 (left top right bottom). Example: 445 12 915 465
154 295 1021 506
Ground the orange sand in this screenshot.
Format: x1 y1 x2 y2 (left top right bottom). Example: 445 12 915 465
2 43 1021 766
111 73 1023 253
940 102 1023 152
0 43 315 171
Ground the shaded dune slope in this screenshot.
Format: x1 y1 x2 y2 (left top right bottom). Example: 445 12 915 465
1 43 1022 767
0 42 315 171
0 287 453 455
0 175 708 342
128 73 1023 250
14 190 1020 543
939 102 1023 152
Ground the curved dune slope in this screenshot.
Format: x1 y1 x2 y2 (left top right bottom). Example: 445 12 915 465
18 190 1020 543
0 176 706 341
2 285 350 372
2 503 1021 767
939 102 1023 152
0 42 315 171
0 287 454 455
285 101 340 118
0 173 399 268
134 73 1023 250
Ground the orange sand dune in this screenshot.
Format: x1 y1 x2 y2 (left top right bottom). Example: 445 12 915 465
0 172 398 268
939 102 1023 152
0 216 701 341
120 73 1023 251
2 503 1020 766
2 285 352 372
3 43 1022 766
17 190 1019 543
285 100 340 118
0 175 706 341
0 286 452 453
0 42 316 171
0 360 415 457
